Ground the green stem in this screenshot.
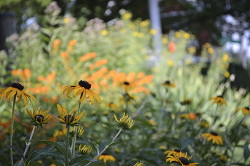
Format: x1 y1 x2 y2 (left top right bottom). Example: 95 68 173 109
18 126 36 166
72 95 82 158
25 126 39 165
66 126 70 166
10 94 16 166
85 128 123 166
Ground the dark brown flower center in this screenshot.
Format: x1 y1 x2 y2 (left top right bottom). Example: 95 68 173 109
12 83 24 90
65 115 75 123
245 107 250 110
79 80 91 89
217 95 223 98
211 132 218 136
179 157 190 165
165 81 170 85
123 81 130 85
174 149 181 152
34 115 44 122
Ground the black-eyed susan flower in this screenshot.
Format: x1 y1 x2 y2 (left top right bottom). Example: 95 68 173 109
73 80 101 105
134 161 143 166
209 95 227 106
57 104 86 126
237 107 250 115
119 93 136 105
162 80 175 88
97 154 116 163
166 152 199 166
198 120 209 128
26 106 51 127
201 132 223 145
165 149 181 156
79 144 92 155
0 82 36 107
180 96 192 105
122 81 132 92
114 113 134 130
62 80 101 105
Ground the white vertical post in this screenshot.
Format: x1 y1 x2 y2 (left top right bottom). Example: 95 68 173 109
148 0 162 59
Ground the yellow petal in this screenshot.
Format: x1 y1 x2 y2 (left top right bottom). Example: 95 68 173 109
22 92 27 107
89 89 101 104
78 90 86 102
86 90 94 105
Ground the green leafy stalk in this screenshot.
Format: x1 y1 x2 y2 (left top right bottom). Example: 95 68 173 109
66 126 70 166
25 126 39 165
10 94 16 166
72 94 82 158
85 128 123 166
18 126 36 166
72 103 81 158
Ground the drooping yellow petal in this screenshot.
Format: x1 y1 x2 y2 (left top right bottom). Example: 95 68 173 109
89 89 101 104
78 90 86 102
22 92 27 107
86 89 94 105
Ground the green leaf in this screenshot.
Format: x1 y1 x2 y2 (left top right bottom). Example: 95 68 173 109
88 139 99 154
42 151 65 161
29 145 55 162
7 145 25 160
244 143 249 160
27 161 43 166
69 155 97 166
37 140 66 157
14 162 23 166
0 151 9 166
181 137 196 150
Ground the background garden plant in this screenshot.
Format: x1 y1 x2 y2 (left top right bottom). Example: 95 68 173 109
0 2 249 166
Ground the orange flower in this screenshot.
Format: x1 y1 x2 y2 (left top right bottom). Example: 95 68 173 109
38 76 46 81
52 39 61 48
168 42 176 52
95 59 108 67
89 64 95 70
42 97 49 102
52 95 58 104
49 137 57 141
23 68 31 79
60 52 68 58
137 75 154 86
68 39 77 47
133 86 150 94
11 69 22 76
137 72 145 79
79 52 96 62
189 113 197 120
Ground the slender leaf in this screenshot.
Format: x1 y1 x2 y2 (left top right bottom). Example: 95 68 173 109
69 155 96 166
29 145 55 162
244 143 249 160
7 145 25 160
37 140 66 157
0 151 9 166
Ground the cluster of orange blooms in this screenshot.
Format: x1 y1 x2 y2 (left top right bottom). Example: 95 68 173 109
79 52 96 62
11 68 31 79
37 72 56 84
51 39 61 54
67 39 77 53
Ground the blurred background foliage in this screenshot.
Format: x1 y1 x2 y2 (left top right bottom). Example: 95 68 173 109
0 2 250 165
1 0 250 53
